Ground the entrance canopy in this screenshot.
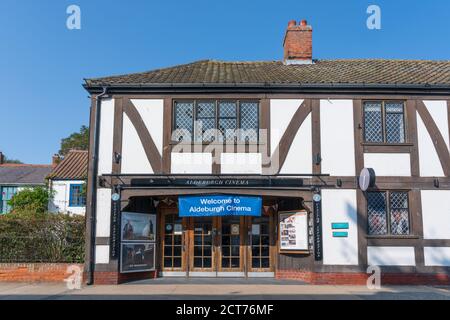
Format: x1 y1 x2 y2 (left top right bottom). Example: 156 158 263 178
179 195 262 217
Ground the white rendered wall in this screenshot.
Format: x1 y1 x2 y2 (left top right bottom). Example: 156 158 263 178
363 153 411 176
320 100 355 176
121 113 153 174
131 99 164 155
421 190 450 239
424 101 449 149
321 189 359 265
95 245 110 264
95 188 111 238
48 180 86 215
424 247 450 266
171 153 212 174
280 114 312 174
417 101 449 177
270 99 304 157
98 98 114 175
367 247 415 266
221 153 262 174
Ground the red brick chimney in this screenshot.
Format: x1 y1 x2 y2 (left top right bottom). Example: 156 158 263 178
283 19 313 64
0 152 4 164
52 154 61 168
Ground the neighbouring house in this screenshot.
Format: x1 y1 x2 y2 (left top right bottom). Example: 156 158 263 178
0 152 52 214
82 20 450 285
48 150 88 215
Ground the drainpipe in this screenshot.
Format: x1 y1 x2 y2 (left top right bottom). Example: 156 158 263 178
86 87 108 285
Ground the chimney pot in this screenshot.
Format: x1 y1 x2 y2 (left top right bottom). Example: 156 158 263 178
300 20 307 26
288 20 296 28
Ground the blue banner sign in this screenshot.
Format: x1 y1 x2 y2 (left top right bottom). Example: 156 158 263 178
179 195 262 217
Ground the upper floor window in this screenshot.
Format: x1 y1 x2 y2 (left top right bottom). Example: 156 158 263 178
363 101 406 144
69 184 86 207
173 100 259 143
367 191 410 236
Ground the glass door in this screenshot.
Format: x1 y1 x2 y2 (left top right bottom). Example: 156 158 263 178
161 211 188 275
188 217 215 275
218 216 245 276
248 215 275 274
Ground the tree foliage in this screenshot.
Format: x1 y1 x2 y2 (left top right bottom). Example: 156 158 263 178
8 187 53 214
58 125 89 156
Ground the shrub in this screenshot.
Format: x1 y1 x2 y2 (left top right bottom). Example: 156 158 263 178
0 211 85 263
8 187 53 214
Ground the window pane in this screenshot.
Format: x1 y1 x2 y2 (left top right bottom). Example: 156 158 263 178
367 192 388 235
218 101 237 142
197 101 215 117
219 101 237 117
174 102 194 141
364 102 383 143
218 119 237 142
390 192 410 235
195 102 216 142
239 102 259 142
385 103 405 143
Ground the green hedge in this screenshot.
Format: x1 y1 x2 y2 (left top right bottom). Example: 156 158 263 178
0 211 85 263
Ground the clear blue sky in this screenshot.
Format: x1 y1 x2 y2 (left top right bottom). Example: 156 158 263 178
1 0 449 164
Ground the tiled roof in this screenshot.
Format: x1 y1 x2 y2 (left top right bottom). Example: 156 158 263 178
0 164 52 185
48 150 88 180
84 59 450 87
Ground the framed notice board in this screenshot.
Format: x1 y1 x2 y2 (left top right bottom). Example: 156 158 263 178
278 210 309 254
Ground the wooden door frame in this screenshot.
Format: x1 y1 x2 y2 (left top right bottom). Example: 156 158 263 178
246 213 276 273
217 216 247 273
159 207 189 273
187 216 217 273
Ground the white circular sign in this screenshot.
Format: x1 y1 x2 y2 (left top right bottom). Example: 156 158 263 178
111 193 120 201
359 168 376 191
313 194 321 202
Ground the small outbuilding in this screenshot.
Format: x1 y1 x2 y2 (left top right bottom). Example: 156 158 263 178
48 150 88 215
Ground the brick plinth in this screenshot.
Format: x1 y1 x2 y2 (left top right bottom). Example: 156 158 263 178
93 270 157 285
0 263 83 283
276 270 450 285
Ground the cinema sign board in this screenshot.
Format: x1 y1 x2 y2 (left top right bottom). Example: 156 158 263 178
179 195 262 217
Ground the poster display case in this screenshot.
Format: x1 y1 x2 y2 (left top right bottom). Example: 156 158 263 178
120 211 157 273
278 210 309 253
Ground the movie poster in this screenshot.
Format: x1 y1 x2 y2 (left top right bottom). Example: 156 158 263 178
279 211 308 251
120 243 156 273
121 212 156 242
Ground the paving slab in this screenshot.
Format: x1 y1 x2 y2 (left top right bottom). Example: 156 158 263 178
0 282 449 300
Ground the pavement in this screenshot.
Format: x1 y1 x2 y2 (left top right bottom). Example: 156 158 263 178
0 279 449 300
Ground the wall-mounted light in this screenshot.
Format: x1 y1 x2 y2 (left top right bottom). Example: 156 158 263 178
314 153 322 165
114 152 122 164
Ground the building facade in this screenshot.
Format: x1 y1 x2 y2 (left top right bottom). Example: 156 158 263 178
48 150 88 215
83 20 450 285
0 152 52 214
